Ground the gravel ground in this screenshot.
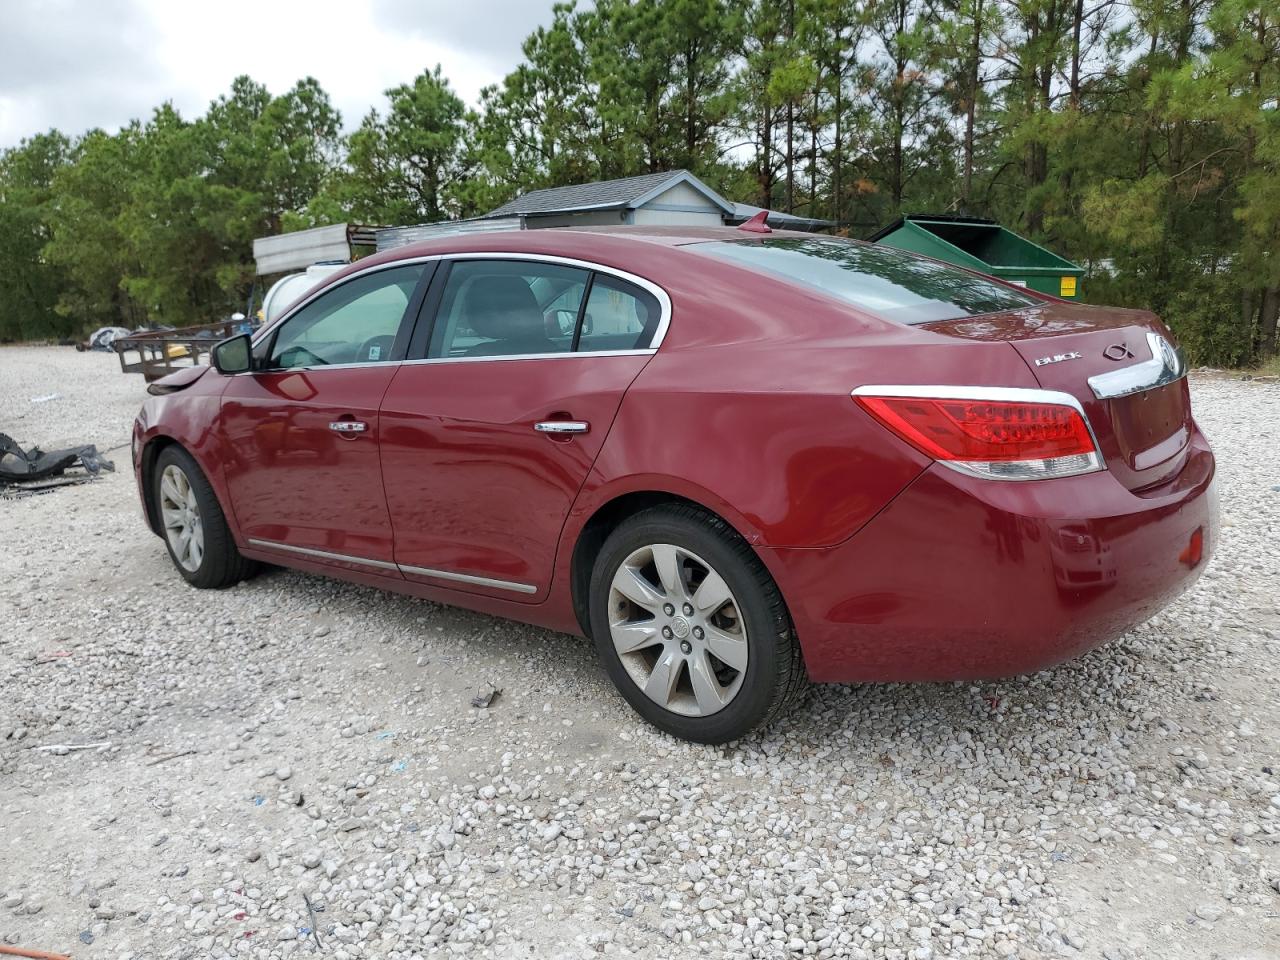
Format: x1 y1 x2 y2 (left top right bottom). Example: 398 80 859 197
1 344 1278 960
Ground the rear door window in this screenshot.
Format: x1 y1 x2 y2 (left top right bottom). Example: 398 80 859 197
577 275 660 352
695 237 1038 324
428 260 589 359
424 260 662 358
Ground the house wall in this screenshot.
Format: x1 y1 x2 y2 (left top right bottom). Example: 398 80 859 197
526 210 628 229
630 208 724 226
630 181 725 226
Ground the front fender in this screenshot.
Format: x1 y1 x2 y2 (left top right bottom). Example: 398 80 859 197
132 375 240 543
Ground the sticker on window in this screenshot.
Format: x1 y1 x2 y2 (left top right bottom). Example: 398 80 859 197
369 345 382 360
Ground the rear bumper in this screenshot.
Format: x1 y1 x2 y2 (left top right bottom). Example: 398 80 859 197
765 428 1217 683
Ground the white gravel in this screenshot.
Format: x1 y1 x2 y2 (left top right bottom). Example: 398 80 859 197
1 344 1278 960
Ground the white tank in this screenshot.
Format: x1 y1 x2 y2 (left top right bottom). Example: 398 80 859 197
261 262 346 323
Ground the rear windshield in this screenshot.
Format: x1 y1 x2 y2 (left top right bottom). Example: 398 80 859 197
695 237 1038 324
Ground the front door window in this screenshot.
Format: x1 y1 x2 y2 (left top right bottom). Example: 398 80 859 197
269 264 426 368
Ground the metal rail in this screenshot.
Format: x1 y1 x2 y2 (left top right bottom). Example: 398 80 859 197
110 320 249 381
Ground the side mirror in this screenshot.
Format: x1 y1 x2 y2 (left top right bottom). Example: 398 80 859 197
212 333 253 374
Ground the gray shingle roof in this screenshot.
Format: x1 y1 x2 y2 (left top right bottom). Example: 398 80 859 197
482 170 703 219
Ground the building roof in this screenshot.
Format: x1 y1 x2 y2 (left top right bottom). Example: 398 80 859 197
481 169 736 219
728 202 834 231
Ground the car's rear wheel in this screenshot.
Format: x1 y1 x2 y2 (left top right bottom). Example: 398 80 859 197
588 504 807 743
154 445 256 589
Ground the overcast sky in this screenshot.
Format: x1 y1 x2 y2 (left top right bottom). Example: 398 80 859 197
0 0 560 149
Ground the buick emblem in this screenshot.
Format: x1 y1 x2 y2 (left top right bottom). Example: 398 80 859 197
1034 351 1082 367
1103 343 1134 361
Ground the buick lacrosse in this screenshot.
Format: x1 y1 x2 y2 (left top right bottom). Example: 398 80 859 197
132 225 1215 742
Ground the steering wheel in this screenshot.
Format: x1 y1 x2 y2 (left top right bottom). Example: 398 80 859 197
356 335 393 363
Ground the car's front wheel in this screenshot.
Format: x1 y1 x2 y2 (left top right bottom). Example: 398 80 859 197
153 445 256 589
588 504 807 743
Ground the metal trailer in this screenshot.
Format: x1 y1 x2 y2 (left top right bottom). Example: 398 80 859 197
111 319 249 381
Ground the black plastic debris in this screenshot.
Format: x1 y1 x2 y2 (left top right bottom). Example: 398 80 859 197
0 432 115 492
471 687 502 709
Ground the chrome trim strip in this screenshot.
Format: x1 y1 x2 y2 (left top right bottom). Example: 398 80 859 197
851 383 1090 416
850 384 1105 481
401 348 655 366
251 251 673 357
238 360 399 374
246 538 400 571
1087 332 1188 400
397 563 538 594
246 537 539 594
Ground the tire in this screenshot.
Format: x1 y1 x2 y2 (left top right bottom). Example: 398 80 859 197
153 445 257 589
588 504 807 743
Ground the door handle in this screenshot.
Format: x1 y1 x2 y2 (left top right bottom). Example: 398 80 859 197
534 420 589 435
329 420 368 434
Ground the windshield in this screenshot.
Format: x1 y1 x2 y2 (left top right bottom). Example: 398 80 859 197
695 237 1039 325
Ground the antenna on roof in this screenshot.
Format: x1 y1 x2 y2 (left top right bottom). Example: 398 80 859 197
737 210 772 234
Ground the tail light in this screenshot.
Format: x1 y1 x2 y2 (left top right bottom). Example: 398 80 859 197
852 386 1103 480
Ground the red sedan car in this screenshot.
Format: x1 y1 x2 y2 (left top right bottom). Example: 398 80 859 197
132 226 1215 743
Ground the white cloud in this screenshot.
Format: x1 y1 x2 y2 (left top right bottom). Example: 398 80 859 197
0 0 558 148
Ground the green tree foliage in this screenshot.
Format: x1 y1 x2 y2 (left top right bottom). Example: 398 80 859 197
0 131 70 339
0 0 1275 363
319 67 466 225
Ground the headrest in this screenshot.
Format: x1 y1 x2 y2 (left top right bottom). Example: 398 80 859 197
461 276 543 340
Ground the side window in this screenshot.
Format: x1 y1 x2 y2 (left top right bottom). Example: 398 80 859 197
269 263 426 369
576 275 660 352
428 260 589 359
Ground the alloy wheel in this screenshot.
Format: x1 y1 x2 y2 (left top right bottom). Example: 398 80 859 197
607 542 749 717
159 463 204 572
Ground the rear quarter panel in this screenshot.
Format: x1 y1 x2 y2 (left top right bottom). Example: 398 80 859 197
567 265 1043 550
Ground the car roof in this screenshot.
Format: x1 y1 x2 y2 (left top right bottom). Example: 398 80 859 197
372 224 824 260
556 224 819 246
308 225 854 305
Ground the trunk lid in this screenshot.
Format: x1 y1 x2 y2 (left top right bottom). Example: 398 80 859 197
923 302 1192 491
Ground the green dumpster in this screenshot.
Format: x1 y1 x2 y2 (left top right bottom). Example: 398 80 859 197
866 214 1085 299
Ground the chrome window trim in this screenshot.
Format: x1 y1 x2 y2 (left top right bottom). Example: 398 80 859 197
239 348 658 376
1087 332 1188 400
238 360 401 375
850 384 1105 482
250 256 441 350
402 348 655 366
249 250 672 363
246 537 537 594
